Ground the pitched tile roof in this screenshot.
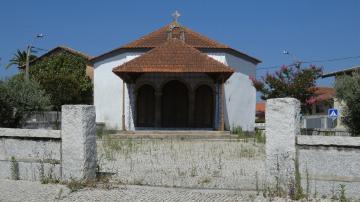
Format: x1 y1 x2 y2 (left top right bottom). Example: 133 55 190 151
122 22 229 49
256 102 265 113
20 46 91 69
91 22 261 64
113 39 234 76
314 87 335 102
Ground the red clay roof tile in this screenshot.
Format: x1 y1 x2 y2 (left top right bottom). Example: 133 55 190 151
113 39 234 74
91 23 261 64
122 23 229 49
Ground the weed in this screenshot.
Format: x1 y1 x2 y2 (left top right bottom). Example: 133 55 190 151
331 183 338 200
67 179 85 192
190 164 198 177
176 167 186 177
212 170 221 177
96 127 115 139
133 178 145 185
339 184 348 202
240 147 256 158
40 165 59 184
41 176 60 184
231 125 243 137
292 149 305 200
255 128 266 143
198 176 212 185
10 156 19 180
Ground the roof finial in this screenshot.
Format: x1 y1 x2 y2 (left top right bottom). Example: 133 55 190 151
172 10 180 23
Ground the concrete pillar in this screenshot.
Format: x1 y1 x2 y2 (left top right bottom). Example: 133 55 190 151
61 105 97 181
219 80 225 131
265 98 300 190
155 91 162 127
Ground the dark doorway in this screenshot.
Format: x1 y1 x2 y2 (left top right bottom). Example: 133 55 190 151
162 80 189 127
194 85 214 128
136 85 155 127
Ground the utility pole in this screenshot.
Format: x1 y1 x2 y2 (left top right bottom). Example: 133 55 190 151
25 34 45 81
283 50 301 68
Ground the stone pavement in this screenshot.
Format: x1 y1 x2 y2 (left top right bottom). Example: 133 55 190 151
0 180 335 202
0 179 302 202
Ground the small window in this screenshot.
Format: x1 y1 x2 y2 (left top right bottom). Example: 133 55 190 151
315 104 325 114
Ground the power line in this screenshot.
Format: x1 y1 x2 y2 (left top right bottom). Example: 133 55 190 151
302 55 360 64
256 55 360 71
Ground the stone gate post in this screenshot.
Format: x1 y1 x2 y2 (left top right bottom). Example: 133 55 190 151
265 98 300 190
61 105 97 181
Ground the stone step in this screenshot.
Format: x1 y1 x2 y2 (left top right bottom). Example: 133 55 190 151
107 130 235 139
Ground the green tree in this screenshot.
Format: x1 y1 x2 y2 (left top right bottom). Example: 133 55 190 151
0 76 51 127
28 49 92 110
6 49 37 69
251 65 322 112
334 71 360 136
0 80 13 126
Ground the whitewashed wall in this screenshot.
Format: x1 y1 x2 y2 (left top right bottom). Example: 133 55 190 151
0 105 97 181
93 52 143 130
0 129 61 181
297 136 360 198
94 51 256 131
207 52 257 131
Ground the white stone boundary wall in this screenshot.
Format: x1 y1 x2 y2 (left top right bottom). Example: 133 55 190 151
0 128 61 181
0 128 61 138
266 98 360 198
297 135 360 147
265 98 300 192
0 105 96 182
297 135 360 197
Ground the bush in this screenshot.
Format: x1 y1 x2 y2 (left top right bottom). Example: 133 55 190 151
251 65 322 113
0 76 50 127
29 49 93 110
0 82 14 126
335 72 360 136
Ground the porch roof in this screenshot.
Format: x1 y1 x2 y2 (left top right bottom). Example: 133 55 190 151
112 39 234 82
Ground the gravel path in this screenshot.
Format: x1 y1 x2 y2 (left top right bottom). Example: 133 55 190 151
0 180 335 202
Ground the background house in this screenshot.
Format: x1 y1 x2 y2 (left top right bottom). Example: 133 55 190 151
322 65 360 129
302 87 336 129
256 87 336 129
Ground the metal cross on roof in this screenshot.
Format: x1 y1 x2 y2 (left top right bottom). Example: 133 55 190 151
172 10 180 22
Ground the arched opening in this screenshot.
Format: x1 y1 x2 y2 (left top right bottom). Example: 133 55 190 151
136 84 155 127
194 85 214 128
162 80 189 127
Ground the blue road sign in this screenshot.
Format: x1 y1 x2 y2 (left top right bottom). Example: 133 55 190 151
328 108 338 119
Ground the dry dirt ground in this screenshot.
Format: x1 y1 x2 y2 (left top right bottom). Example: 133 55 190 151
97 137 265 190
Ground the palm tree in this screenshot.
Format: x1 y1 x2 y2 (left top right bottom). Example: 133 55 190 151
6 49 37 69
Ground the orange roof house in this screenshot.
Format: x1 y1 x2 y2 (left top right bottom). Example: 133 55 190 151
22 46 93 80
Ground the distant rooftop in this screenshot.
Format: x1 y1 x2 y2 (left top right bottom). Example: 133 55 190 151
322 66 360 78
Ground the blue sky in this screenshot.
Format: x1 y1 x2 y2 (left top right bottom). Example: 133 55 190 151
1 0 359 88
